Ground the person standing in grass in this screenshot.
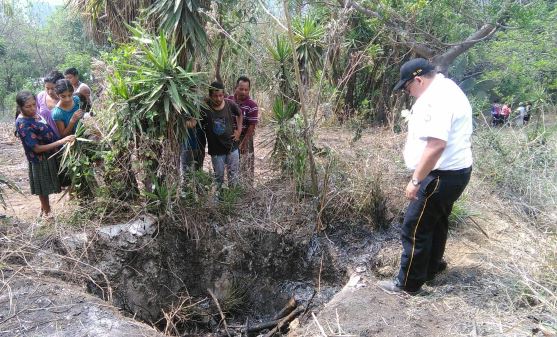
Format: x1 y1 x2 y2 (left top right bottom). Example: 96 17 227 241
14 91 75 217
501 103 511 126
524 101 532 124
515 102 526 127
36 70 65 138
228 76 259 187
378 58 473 295
180 116 206 182
201 81 243 193
52 79 84 137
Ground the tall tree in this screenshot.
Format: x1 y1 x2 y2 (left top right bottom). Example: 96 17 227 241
338 0 517 73
69 0 209 65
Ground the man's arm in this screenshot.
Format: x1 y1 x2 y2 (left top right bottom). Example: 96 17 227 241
243 124 255 139
240 124 255 151
232 104 243 142
405 137 446 200
240 103 258 149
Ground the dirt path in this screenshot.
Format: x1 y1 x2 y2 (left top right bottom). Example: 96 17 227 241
0 123 69 222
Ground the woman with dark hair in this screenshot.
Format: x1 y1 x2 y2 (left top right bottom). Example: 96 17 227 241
52 79 84 136
14 91 75 217
37 70 65 137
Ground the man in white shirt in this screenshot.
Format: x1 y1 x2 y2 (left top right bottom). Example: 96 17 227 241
378 58 473 294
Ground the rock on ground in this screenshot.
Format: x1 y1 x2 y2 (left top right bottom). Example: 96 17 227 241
0 272 163 337
289 274 446 337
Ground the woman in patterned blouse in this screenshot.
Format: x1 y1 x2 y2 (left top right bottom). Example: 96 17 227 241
14 91 75 217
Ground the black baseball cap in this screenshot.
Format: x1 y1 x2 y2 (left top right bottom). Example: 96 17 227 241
393 58 436 91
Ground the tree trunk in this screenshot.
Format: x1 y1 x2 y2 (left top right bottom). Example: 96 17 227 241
214 35 225 83
343 72 356 122
341 0 509 71
433 23 498 74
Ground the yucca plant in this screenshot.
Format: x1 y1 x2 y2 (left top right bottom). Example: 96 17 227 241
292 16 325 84
271 96 298 124
270 97 310 193
125 26 205 145
68 0 154 44
57 122 100 200
267 36 296 100
104 26 205 202
147 0 209 65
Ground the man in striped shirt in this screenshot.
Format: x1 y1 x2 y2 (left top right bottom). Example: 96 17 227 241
229 76 259 187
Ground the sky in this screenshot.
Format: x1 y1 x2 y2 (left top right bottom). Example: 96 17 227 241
38 0 65 5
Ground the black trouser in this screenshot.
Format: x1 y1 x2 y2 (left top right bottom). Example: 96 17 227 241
396 167 472 291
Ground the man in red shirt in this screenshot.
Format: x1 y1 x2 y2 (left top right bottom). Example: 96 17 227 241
228 76 259 187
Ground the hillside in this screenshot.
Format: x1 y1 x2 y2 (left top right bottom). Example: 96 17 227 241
1 120 555 336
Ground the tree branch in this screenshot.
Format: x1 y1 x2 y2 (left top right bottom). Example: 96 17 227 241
340 0 435 58
341 0 514 71
435 23 497 68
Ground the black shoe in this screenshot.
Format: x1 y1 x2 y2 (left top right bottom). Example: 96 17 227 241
438 260 448 272
426 260 448 281
377 280 421 295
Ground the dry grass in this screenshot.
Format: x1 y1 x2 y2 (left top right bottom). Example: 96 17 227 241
1 99 556 336
0 219 114 301
400 116 557 335
313 127 408 230
304 116 557 335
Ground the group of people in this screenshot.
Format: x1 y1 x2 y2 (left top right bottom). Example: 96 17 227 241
491 100 531 126
180 77 259 193
13 71 259 217
14 58 472 296
14 68 92 217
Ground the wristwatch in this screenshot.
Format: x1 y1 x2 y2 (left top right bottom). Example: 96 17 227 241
411 178 421 186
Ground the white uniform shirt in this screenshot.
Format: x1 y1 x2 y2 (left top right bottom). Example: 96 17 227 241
403 74 473 171
517 106 526 118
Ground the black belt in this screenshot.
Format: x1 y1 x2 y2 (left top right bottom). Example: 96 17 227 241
430 166 472 177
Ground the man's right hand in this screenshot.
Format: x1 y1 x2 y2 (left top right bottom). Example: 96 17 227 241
240 138 249 153
186 118 197 128
405 180 420 200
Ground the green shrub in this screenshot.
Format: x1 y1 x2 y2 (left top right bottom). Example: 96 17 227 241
473 108 557 211
217 186 244 216
58 123 101 200
448 199 477 228
143 177 178 215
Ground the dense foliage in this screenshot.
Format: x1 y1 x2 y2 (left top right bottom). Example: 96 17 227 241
0 2 97 113
2 0 556 202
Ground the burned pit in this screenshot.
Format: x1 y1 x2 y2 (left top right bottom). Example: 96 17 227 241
76 215 352 335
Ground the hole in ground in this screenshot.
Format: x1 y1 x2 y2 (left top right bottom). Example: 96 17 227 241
85 222 348 335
